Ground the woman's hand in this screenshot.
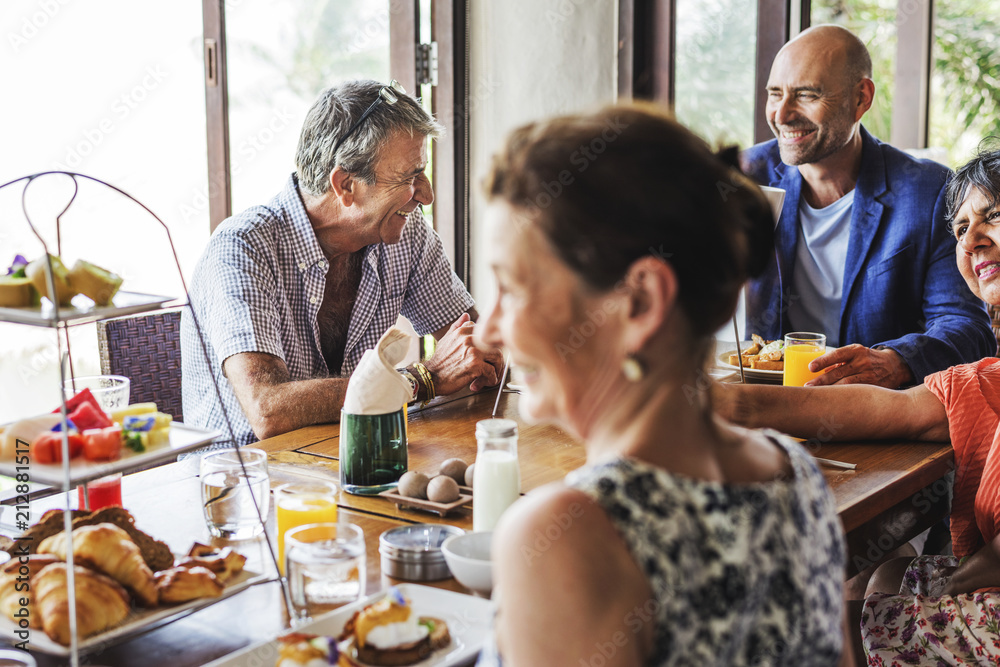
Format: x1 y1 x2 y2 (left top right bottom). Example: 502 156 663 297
943 534 1000 595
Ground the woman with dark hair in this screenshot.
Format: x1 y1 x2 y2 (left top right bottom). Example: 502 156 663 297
474 104 848 665
718 146 1000 664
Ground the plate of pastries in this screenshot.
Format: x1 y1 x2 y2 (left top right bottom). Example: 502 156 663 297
0 506 263 655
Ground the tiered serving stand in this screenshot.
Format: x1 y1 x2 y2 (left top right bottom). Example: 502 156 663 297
0 171 293 666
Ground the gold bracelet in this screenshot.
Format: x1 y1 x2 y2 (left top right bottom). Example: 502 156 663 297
413 362 435 399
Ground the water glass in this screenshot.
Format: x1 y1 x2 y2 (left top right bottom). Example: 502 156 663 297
62 374 130 413
783 332 827 387
200 447 270 539
339 408 408 495
285 522 366 621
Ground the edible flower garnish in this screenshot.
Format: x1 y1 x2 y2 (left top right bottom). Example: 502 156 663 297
388 587 407 607
6 254 28 278
51 418 78 432
123 415 156 432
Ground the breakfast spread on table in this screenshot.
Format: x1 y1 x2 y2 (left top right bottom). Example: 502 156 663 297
728 333 785 371
0 508 246 645
0 253 123 308
0 393 171 462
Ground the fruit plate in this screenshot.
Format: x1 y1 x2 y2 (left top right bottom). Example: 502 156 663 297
204 583 492 667
0 567 268 656
378 486 473 517
0 291 175 327
716 346 784 383
0 423 221 487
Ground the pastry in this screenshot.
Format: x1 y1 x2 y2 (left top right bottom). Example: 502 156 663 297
25 254 75 306
3 508 89 555
33 562 130 646
154 566 224 604
38 523 158 607
339 588 450 666
276 633 355 667
71 506 175 572
175 546 246 584
4 507 174 573
67 259 122 306
0 554 61 628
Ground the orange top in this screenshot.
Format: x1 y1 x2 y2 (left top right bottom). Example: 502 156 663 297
925 358 1000 559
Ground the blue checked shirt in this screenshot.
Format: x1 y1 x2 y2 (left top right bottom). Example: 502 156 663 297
181 174 474 446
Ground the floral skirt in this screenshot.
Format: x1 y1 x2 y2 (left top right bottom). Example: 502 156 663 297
861 555 1000 665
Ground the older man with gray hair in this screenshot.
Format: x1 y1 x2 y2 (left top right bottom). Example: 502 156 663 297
182 79 500 446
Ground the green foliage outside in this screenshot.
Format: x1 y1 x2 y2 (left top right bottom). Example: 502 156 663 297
674 0 758 150
812 0 896 143
930 0 1000 167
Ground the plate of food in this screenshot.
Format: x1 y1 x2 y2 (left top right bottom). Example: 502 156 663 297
0 397 220 486
716 334 785 383
205 584 492 667
0 508 268 656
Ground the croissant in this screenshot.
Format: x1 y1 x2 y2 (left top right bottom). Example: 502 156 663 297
33 562 130 645
38 523 158 607
0 554 61 628
154 566 223 604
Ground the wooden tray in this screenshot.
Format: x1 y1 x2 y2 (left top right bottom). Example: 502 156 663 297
378 485 473 517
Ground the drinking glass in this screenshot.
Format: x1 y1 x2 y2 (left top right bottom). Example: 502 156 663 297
77 473 122 510
200 447 270 539
285 522 365 622
275 481 339 574
783 332 827 387
62 374 130 413
339 408 408 495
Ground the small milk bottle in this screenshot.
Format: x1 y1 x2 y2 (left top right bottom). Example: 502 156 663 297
473 418 521 532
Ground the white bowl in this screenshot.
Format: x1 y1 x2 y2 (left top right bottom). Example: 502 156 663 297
441 531 493 596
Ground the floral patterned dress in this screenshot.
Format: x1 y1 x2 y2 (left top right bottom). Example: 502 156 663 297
564 428 845 665
862 555 1000 665
862 360 1000 665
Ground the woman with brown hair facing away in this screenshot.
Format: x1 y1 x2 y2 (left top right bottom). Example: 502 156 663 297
474 104 849 666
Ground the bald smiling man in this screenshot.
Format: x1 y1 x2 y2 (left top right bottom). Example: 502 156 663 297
741 25 994 388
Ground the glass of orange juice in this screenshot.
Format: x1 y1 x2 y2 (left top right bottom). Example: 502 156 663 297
783 332 826 386
275 481 338 574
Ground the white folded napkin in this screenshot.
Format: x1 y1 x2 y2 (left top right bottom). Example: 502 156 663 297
343 327 414 415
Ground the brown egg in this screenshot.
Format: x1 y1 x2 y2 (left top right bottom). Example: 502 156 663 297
439 458 468 485
464 463 475 488
426 475 461 503
397 471 430 499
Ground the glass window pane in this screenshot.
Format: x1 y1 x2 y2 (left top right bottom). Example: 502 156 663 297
674 0 757 149
811 0 896 142
0 1 206 422
226 0 392 213
929 0 1000 168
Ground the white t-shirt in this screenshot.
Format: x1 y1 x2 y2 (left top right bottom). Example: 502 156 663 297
788 191 854 347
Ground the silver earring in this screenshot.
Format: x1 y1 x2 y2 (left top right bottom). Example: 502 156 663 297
622 355 645 382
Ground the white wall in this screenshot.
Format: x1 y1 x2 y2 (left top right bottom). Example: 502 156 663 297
468 0 619 307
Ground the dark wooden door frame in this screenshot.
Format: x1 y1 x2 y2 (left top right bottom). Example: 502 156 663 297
431 0 470 284
619 0 675 105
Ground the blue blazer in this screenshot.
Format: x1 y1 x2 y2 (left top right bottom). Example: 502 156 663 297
741 126 995 382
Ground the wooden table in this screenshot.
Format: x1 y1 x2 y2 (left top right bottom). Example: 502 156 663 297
19 388 953 665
